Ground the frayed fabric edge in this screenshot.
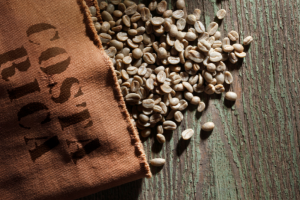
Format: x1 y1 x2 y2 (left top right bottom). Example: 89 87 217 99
77 0 152 178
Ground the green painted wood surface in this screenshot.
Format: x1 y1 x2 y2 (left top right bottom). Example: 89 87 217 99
80 0 300 199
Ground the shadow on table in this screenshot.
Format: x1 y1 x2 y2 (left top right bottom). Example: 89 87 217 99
176 138 191 157
78 178 143 200
200 129 213 140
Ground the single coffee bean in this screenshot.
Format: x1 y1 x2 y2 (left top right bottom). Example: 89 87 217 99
157 134 166 143
243 36 253 45
225 91 237 101
182 129 194 140
216 9 226 19
141 128 151 137
197 102 205 112
202 122 215 131
163 120 177 130
228 30 239 41
150 158 165 166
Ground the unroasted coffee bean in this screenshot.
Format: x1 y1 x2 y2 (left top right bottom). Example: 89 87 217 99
215 72 225 84
204 84 215 95
122 15 131 27
150 113 162 123
111 0 121 5
233 44 244 53
127 66 138 75
125 93 141 103
223 45 234 53
176 18 186 31
214 31 221 40
202 122 215 131
176 0 185 9
89 6 96 17
203 71 213 83
224 71 233 84
182 129 194 140
146 78 154 90
157 125 164 134
160 83 173 93
141 7 151 21
157 71 166 83
174 111 183 122
172 10 184 19
194 21 205 33
168 56 180 64
235 51 247 58
99 33 112 44
214 84 225 94
207 22 218 35
243 36 253 45
139 113 149 123
228 30 239 41
186 14 196 25
170 97 179 106
198 39 211 52
157 0 167 14
178 99 188 111
197 102 205 112
94 22 101 32
150 158 165 166
99 2 108 10
182 82 193 93
125 4 137 15
141 128 151 137
212 40 222 48
132 35 143 43
101 11 113 22
163 10 173 18
148 0 157 11
105 47 117 58
229 52 238 64
198 32 209 41
225 91 237 101
209 51 222 62
216 61 226 71
153 105 162 113
156 134 166 143
151 17 164 26
184 91 193 101
106 4 115 14
142 99 155 108
184 32 196 41
207 63 216 73
123 56 132 64
124 0 136 7
190 96 200 105
100 21 110 33
216 9 226 19
110 39 123 50
163 120 177 130
169 24 179 38
188 50 204 63
143 53 156 64
132 48 143 59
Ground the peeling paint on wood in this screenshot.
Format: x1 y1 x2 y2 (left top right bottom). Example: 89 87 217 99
79 0 300 199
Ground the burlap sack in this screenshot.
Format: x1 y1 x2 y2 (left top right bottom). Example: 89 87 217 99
0 0 151 199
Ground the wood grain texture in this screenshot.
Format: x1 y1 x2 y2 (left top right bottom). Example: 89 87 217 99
79 0 300 199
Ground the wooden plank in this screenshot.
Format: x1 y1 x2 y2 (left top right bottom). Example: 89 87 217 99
80 0 300 199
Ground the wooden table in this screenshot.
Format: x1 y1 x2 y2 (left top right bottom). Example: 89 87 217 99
80 0 300 199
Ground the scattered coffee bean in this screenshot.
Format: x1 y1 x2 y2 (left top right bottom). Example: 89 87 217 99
182 129 194 140
202 122 215 131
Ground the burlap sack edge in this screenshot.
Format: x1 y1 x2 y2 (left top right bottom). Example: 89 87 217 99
78 0 152 179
